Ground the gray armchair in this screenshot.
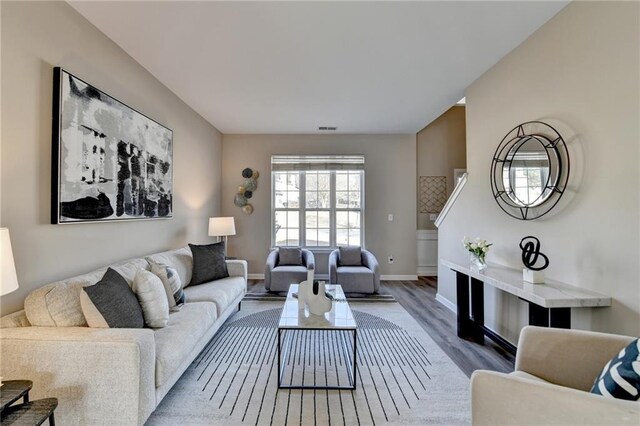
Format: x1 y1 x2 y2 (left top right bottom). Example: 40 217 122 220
264 247 315 292
329 248 380 294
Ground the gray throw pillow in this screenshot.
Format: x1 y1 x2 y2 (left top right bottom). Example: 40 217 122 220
80 268 145 328
189 242 229 286
279 247 303 266
339 246 362 266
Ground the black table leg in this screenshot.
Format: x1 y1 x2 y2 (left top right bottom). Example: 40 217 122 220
277 329 282 387
470 278 485 343
550 308 571 328
455 271 471 339
528 302 549 327
50 412 56 426
528 302 571 329
352 329 358 389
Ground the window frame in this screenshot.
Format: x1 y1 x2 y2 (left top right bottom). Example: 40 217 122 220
271 169 365 249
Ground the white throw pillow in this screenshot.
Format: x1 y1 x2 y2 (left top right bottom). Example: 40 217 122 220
132 269 169 328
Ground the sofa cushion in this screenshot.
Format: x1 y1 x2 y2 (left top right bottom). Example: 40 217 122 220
278 247 303 266
154 302 217 387
146 246 193 288
189 243 229 286
183 276 245 316
132 269 169 329
339 246 362 266
81 268 145 329
25 258 148 327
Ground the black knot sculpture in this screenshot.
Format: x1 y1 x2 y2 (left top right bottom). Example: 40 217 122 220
519 236 549 271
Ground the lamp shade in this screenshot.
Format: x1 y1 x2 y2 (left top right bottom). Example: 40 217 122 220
1 228 19 296
208 217 236 237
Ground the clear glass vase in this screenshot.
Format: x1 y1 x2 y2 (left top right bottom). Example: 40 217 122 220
470 252 487 273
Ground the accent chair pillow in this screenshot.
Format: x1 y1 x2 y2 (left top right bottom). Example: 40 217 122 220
278 247 303 266
147 258 185 311
132 269 169 328
591 338 640 400
80 268 144 328
189 242 229 286
339 246 362 266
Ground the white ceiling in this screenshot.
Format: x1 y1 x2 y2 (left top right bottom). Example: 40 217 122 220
70 1 567 134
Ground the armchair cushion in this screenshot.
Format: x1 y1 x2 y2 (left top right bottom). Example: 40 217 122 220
339 246 362 266
278 247 303 266
591 338 640 400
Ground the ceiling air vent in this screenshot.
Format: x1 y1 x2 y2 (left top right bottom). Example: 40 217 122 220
318 126 338 131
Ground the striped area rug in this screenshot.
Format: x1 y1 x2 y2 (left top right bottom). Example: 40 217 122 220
148 301 470 425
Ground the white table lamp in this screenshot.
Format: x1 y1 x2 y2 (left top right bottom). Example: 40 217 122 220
208 217 236 256
1 228 19 296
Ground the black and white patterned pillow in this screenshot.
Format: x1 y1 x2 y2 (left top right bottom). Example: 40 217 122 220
147 258 185 311
591 338 640 400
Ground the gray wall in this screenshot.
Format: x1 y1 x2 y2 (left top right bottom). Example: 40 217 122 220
0 2 223 314
221 134 417 277
416 106 467 230
438 1 640 340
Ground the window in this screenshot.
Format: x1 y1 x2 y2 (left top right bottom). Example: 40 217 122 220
272 156 364 248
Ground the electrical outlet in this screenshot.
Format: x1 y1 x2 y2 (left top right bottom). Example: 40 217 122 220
388 256 394 264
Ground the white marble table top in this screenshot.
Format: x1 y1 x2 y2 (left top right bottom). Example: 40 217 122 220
441 259 612 309
278 284 357 330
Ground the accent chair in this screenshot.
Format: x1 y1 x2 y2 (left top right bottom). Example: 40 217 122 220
329 247 380 294
471 326 639 425
264 247 315 293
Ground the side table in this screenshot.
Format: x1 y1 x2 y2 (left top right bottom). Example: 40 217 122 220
1 380 57 426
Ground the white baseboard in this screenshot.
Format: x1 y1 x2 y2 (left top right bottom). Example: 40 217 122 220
416 266 437 276
248 273 265 280
381 275 418 281
435 293 457 314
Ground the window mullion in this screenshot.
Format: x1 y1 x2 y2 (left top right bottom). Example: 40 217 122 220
300 171 305 247
330 171 336 247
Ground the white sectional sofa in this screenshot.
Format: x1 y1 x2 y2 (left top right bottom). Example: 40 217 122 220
0 246 247 425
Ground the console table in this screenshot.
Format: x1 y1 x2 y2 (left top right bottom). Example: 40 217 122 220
441 259 612 354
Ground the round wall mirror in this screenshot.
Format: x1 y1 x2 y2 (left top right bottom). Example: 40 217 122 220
491 121 569 220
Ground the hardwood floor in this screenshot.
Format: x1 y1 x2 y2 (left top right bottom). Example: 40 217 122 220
246 278 515 378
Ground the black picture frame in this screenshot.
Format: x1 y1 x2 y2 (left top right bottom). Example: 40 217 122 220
51 67 174 224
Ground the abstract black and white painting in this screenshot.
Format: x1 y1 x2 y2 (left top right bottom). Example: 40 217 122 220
52 68 173 224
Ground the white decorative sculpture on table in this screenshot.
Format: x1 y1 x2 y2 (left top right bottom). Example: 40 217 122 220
297 267 331 316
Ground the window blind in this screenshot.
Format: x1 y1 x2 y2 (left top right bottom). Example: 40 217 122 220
271 155 365 171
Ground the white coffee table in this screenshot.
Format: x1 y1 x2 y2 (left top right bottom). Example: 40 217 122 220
277 284 358 390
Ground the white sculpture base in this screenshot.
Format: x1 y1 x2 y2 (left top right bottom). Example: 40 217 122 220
523 268 545 284
297 269 331 315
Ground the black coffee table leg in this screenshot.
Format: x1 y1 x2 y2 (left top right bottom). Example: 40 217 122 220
49 412 56 426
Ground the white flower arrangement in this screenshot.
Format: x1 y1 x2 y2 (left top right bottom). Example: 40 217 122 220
463 236 493 262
